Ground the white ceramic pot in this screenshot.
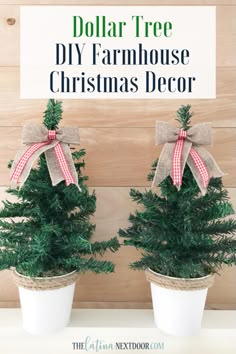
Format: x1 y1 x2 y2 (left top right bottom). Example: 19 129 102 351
16 271 77 335
148 269 213 336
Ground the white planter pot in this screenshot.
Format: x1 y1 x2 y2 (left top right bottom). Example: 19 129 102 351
146 269 214 336
14 270 78 335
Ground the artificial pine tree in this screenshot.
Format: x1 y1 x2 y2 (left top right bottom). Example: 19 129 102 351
0 99 120 277
119 105 236 278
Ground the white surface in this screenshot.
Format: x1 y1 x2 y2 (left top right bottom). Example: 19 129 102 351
151 282 208 336
18 283 75 335
0 309 235 354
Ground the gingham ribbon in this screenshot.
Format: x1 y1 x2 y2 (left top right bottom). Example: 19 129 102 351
172 129 209 188
189 148 209 188
152 121 224 195
10 124 81 190
172 129 188 187
53 143 75 186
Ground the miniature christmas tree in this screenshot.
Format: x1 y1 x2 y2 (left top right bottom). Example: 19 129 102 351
0 99 119 277
119 105 236 278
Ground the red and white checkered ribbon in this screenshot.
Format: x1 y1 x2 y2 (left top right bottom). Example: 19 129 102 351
172 129 209 188
189 148 209 188
53 143 75 186
48 130 56 140
10 130 75 186
172 129 187 187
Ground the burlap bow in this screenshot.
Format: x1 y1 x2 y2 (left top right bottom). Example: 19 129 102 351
10 124 81 190
152 121 224 195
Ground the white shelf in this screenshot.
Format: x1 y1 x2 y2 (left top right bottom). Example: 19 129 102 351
0 309 235 354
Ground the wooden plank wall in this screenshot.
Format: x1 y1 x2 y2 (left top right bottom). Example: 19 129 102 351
0 0 235 309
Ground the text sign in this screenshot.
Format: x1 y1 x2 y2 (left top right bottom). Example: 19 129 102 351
20 6 216 99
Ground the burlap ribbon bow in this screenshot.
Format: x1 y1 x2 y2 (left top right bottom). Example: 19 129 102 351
10 124 81 190
152 121 224 195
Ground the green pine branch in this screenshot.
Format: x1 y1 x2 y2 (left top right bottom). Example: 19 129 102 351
63 257 115 274
43 99 63 130
176 104 193 131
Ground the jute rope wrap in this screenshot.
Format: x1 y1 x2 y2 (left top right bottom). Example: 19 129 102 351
145 268 215 291
12 269 79 291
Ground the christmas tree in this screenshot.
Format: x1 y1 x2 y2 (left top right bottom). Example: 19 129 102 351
119 105 236 278
0 99 120 277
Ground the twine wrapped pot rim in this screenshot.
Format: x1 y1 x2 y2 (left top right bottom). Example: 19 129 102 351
145 268 215 291
12 269 80 291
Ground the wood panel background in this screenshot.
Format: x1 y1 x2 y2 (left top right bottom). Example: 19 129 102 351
0 0 236 309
